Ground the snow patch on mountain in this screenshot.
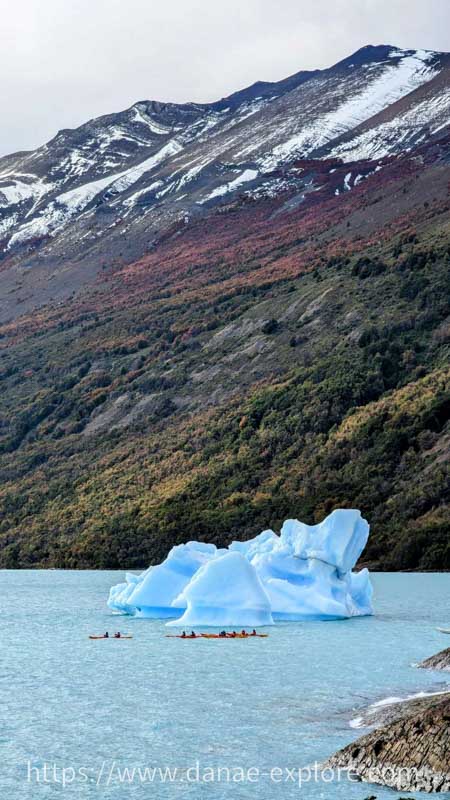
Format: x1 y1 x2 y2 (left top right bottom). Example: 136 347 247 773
131 105 171 135
58 149 96 179
6 139 184 247
0 213 19 239
57 174 119 213
108 140 183 194
202 168 259 201
122 182 164 208
0 177 52 207
259 49 438 169
329 86 450 161
235 98 268 122
177 163 207 188
8 212 64 247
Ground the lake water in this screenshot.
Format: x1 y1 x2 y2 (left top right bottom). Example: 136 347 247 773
1 570 449 799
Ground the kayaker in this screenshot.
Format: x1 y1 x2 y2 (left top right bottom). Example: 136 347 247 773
250 629 257 636
181 631 187 638
189 630 196 638
241 629 248 637
219 630 227 637
228 631 237 638
114 632 121 638
104 632 109 638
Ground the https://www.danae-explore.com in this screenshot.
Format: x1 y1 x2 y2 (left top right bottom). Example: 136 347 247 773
26 760 361 788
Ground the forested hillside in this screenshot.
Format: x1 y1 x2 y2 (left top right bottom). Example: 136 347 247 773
1 129 449 569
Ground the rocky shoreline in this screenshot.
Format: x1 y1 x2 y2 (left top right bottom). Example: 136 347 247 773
327 646 450 793
328 693 450 793
418 647 450 672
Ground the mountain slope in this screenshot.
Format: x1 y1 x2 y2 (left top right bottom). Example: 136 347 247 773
0 45 449 569
0 131 449 569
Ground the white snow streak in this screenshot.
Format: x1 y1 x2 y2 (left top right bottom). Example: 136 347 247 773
132 106 171 135
330 86 450 162
0 178 52 207
7 139 183 246
204 168 259 201
260 50 438 168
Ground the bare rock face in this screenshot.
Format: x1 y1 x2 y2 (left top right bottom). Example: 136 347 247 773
328 695 450 793
418 647 450 672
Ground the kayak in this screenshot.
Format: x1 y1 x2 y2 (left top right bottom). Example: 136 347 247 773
166 633 268 639
89 635 133 639
202 633 268 639
436 627 450 634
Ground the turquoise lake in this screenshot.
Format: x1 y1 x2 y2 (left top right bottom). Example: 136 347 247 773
1 570 449 799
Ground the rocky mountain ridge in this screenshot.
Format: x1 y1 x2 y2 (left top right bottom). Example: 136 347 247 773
1 44 449 324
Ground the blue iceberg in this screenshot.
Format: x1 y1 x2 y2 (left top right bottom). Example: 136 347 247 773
167 551 274 627
108 509 373 626
279 509 370 574
108 542 217 617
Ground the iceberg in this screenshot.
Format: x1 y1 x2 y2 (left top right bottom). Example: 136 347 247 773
108 509 374 625
167 552 274 628
279 509 370 574
228 529 279 559
108 542 216 617
347 568 374 616
263 560 356 621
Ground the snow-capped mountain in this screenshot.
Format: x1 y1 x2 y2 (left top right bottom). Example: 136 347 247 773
0 44 449 321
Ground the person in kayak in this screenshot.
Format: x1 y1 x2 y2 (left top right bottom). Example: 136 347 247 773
114 632 121 638
219 630 227 637
250 629 257 636
181 631 187 638
241 630 248 637
228 631 237 637
189 631 196 638
104 632 109 638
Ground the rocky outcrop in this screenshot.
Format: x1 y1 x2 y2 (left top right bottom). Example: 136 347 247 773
328 695 450 793
351 692 450 729
418 647 450 672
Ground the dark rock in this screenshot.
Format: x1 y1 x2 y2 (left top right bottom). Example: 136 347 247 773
418 647 450 672
328 694 450 793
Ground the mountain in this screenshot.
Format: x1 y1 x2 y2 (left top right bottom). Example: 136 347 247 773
0 45 449 570
1 44 449 323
